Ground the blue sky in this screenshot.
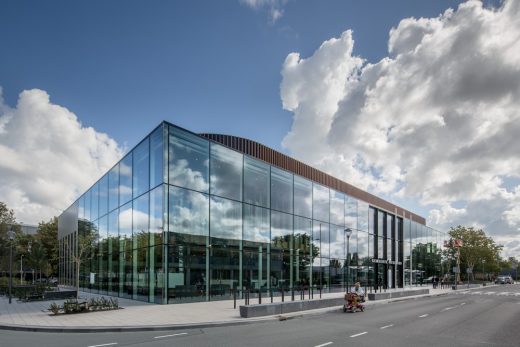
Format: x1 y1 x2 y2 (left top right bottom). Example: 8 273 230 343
1 0 519 257
1 0 466 150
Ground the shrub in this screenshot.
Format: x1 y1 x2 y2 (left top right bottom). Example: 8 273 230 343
110 297 119 309
49 302 61 315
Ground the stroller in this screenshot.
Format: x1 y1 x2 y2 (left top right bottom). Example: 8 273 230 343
343 292 365 313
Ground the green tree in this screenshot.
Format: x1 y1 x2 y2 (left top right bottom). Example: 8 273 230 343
67 220 96 300
446 226 502 281
36 217 59 276
0 202 19 275
26 242 49 282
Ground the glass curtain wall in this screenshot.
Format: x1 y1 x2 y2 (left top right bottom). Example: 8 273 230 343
61 121 445 304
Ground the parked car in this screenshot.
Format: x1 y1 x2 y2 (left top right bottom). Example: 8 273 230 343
495 276 514 284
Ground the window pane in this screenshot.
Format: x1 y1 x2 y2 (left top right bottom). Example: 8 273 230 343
169 126 209 192
84 189 91 221
244 157 269 208
210 143 243 201
133 138 150 198
133 193 149 248
150 125 165 189
119 202 132 241
78 195 85 220
168 186 209 237
108 164 119 212
99 174 109 218
271 167 293 214
210 196 242 241
294 216 312 286
150 185 164 245
120 153 133 205
270 211 292 290
312 184 329 222
330 224 345 260
243 204 270 243
330 190 344 226
91 182 99 221
345 195 357 229
294 176 312 218
313 221 329 259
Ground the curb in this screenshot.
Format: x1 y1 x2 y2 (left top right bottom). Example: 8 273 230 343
0 317 277 333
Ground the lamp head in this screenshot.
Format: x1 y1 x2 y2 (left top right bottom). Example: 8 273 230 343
344 228 353 238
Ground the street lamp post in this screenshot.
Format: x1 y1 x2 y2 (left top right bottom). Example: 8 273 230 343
20 254 24 284
8 227 15 304
345 228 353 293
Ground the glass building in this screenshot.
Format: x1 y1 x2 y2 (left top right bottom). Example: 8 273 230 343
58 121 445 304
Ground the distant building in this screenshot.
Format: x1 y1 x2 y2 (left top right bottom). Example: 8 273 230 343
58 121 445 304
20 224 38 236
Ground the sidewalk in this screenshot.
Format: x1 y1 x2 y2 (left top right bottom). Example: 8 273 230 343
0 285 485 332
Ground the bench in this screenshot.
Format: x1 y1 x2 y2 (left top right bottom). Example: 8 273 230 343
25 292 45 301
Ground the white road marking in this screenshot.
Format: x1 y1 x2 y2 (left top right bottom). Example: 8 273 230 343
350 332 368 338
485 292 496 295
314 342 333 347
380 324 394 329
460 302 466 306
87 344 117 347
153 333 188 339
471 291 482 295
419 314 429 318
442 306 456 311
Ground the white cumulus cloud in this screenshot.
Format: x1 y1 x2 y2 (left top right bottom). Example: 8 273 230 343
240 0 287 23
0 88 124 225
280 0 520 255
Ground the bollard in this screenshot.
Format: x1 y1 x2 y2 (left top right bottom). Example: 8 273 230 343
282 288 284 302
270 288 273 303
291 287 294 301
234 288 236 309
320 287 322 299
259 288 262 304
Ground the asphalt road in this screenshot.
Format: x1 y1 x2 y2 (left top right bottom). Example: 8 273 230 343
1 285 519 347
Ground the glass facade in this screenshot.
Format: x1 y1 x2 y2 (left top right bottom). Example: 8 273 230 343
58 121 445 304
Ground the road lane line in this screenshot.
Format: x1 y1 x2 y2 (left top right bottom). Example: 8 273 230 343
419 314 429 318
314 342 333 347
154 333 188 339
87 344 117 347
380 324 393 329
350 332 368 338
460 302 466 306
442 306 456 311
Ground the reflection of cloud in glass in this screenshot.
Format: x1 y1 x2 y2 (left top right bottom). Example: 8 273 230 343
170 159 209 192
329 226 344 259
210 197 242 240
120 161 131 177
118 208 160 235
243 205 270 243
313 184 329 221
169 187 208 236
119 185 132 195
119 208 132 229
330 191 344 225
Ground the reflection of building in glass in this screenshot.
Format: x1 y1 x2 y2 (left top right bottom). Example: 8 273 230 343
58 121 446 304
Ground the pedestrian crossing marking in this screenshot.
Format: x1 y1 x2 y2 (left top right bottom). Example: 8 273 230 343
453 291 520 297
